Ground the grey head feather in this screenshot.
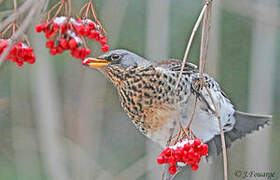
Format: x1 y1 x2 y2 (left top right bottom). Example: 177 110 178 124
98 49 152 69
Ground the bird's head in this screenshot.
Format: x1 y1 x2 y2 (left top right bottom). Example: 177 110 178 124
83 49 151 70
83 49 152 85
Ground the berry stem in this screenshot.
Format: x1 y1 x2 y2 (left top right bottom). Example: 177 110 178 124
13 0 17 13
172 128 182 145
67 0 72 18
79 3 89 18
53 1 64 20
0 23 13 38
80 36 88 48
89 2 106 34
85 2 91 17
47 1 62 21
13 0 17 26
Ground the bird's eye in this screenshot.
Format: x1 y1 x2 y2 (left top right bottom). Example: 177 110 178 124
111 54 121 61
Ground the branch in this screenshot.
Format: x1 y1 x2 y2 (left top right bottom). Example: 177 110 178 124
203 81 228 180
199 1 228 180
174 3 208 90
199 0 212 74
0 0 35 32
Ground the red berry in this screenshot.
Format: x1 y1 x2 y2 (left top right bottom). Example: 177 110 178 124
52 23 60 32
101 44 109 52
163 148 172 156
28 56 36 64
168 165 177 175
84 48 91 56
188 148 194 157
59 38 68 49
191 163 199 171
68 38 78 49
46 39 55 48
35 24 45 32
83 27 90 36
17 61 24 66
88 22 95 29
72 48 81 58
75 25 85 35
200 144 208 156
56 46 63 54
100 36 107 45
95 33 101 41
194 139 201 146
184 143 191 151
61 24 67 33
89 30 99 39
168 156 176 165
157 156 165 164
50 48 57 55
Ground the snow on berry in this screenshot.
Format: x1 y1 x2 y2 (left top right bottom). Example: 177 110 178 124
0 39 36 66
35 16 110 60
157 138 208 174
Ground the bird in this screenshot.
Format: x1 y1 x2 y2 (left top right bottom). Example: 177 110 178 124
83 49 271 157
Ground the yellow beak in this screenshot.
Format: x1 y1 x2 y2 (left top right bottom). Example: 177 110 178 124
83 58 110 68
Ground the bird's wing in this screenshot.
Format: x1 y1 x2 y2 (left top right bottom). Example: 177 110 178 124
154 59 198 74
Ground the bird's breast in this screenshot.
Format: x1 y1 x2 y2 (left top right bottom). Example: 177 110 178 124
116 69 191 146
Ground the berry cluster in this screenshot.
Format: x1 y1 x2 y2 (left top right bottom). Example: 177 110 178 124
0 39 36 66
35 16 109 59
157 139 208 174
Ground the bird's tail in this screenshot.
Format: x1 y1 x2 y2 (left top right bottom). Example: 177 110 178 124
207 111 271 157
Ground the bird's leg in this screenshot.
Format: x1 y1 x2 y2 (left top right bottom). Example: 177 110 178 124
190 78 216 114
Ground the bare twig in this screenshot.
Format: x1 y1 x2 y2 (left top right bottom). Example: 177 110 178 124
186 97 198 130
203 81 228 180
161 120 177 180
198 1 228 180
174 3 208 90
171 3 209 162
0 0 34 32
199 0 212 74
173 1 228 180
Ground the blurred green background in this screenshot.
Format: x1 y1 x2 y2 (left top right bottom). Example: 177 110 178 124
0 0 279 180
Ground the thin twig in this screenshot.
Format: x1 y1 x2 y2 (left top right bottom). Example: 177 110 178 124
174 3 208 90
203 81 228 180
0 0 34 32
13 0 17 14
89 2 106 34
67 0 72 18
199 0 212 74
0 23 13 38
198 1 228 180
53 2 64 20
168 4 210 180
79 3 88 18
85 2 91 17
47 1 61 21
161 120 177 180
186 97 198 130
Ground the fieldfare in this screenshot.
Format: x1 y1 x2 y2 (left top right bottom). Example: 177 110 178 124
83 49 271 156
